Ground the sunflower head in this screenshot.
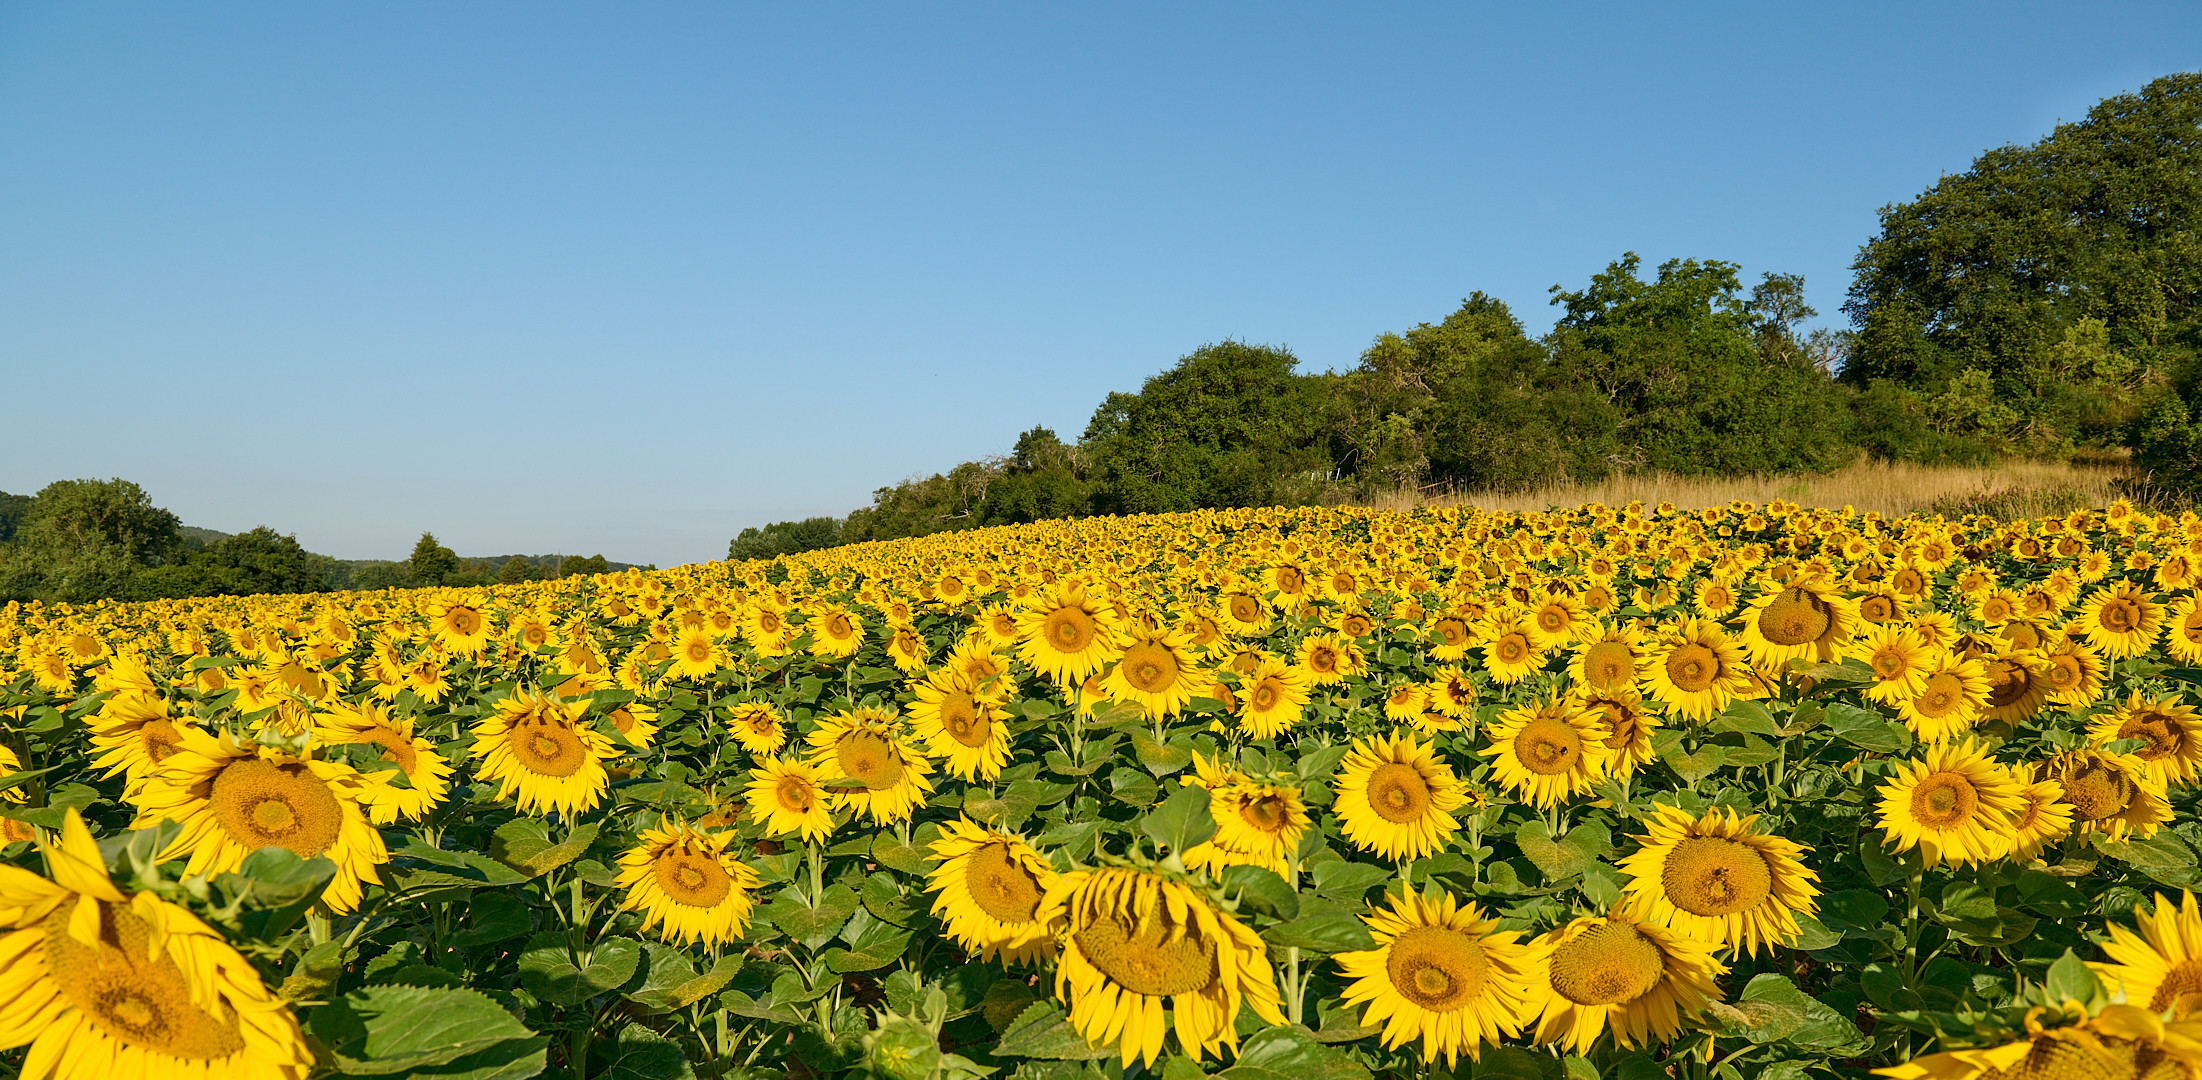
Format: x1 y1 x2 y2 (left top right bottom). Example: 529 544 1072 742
1480 699 1613 809
1334 889 1538 1065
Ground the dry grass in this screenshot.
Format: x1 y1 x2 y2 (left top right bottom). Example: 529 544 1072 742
1364 458 2134 519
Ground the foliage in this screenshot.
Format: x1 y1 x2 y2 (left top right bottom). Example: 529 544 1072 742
6 498 2202 1079
730 517 846 562
0 477 184 602
409 532 460 587
0 491 29 545
123 526 338 600
1081 340 1336 515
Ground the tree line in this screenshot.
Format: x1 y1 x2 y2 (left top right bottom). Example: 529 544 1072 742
0 480 632 603
732 71 2202 560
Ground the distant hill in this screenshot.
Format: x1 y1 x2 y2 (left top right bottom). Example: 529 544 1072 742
179 525 637 575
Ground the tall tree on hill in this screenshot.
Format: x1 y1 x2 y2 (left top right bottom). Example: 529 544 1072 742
1082 340 1333 515
0 478 184 602
408 533 459 587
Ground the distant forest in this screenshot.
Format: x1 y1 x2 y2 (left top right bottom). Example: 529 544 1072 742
0 486 638 603
732 71 2202 562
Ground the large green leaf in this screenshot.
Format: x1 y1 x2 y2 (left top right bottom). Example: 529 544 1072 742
515 933 644 1006
766 883 862 948
1217 1027 1371 1080
991 1001 1117 1060
1140 784 1217 855
490 818 600 878
310 984 547 1079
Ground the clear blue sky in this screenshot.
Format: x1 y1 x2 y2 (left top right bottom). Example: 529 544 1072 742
2 3 2195 567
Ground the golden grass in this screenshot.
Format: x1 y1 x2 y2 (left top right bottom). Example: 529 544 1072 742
1366 458 2133 519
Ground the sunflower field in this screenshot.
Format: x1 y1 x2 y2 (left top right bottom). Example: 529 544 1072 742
4 500 2202 1080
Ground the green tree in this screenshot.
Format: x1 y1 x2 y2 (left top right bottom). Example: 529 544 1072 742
498 556 535 584
408 533 459 587
0 491 29 544
728 517 844 561
558 554 612 577
1081 340 1334 514
977 427 1094 526
0 478 183 602
840 463 998 544
1843 71 2202 449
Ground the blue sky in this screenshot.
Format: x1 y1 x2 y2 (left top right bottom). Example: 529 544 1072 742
2 3 2195 567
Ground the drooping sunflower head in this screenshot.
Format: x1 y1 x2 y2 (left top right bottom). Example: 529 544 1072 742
1527 913 1728 1055
1737 576 1857 667
1040 866 1282 1067
1873 738 2025 868
313 699 453 825
744 756 835 843
1617 803 1819 957
1186 780 1310 878
2040 747 2174 842
1015 584 1123 686
85 691 195 786
2008 775 2075 863
1573 687 1662 780
925 818 1058 966
1979 651 2053 724
2089 692 2202 789
1334 731 1467 862
615 820 763 947
1480 699 1613 809
803 708 935 825
726 701 787 756
1334 890 1538 1065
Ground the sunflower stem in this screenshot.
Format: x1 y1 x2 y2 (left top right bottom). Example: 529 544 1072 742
808 838 825 904
1285 946 1303 1025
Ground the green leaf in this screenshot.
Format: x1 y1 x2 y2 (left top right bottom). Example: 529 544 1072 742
1107 767 1161 807
1825 702 1912 754
1218 864 1298 920
1262 908 1375 953
1131 729 1195 776
992 1001 1118 1060
515 933 644 1006
220 846 338 908
490 818 600 878
1309 859 1395 899
602 1024 696 1080
1665 745 1727 784
446 890 533 948
1515 821 1611 881
1140 784 1217 855
310 984 545 1077
862 871 924 926
1787 911 1844 952
766 883 861 948
826 907 916 972
1217 1027 1371 1080
871 829 935 876
1712 974 1867 1054
627 942 743 1013
2046 948 2100 1004
1710 699 1783 736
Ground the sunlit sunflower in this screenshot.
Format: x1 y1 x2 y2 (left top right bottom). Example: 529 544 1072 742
1526 913 1728 1055
1478 614 1547 686
805 604 865 659
2077 580 2166 659
805 708 935 825
1185 780 1309 878
1218 590 1274 636
1480 699 1612 809
667 626 727 681
1298 632 1368 688
0 810 316 1080
2040 748 2174 842
1567 623 1647 697
1041 866 1283 1067
1897 655 1990 744
129 729 389 914
1641 619 1754 721
1571 688 1661 781
2041 634 2108 707
1874 739 2024 868
312 699 452 824
1334 890 1539 1066
925 818 1057 966
469 689 617 818
1015 584 1123 687
86 693 197 789
616 820 762 948
430 598 493 655
1977 651 2052 724
2166 594 2202 665
1735 576 1858 669
1691 577 1741 619
1874 1003 2202 1080
2007 774 2075 863
1334 732 1467 861
1425 611 1479 662
1426 665 1478 718
744 756 834 843
1849 624 1939 707
1231 658 1310 740
1525 595 1590 651
908 667 1013 781
1383 683 1431 726
2092 891 2202 1019
1618 804 1818 957
1103 623 1209 720
2090 692 2202 789
725 701 787 756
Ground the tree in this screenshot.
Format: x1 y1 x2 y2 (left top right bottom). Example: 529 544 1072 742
408 533 459 587
1842 71 2202 449
498 556 535 584
729 517 844 561
0 491 28 544
1081 340 1334 515
977 427 1094 526
0 478 184 602
558 554 612 578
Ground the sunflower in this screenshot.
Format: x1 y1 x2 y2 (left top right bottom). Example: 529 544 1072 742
1525 595 1589 650
908 667 1013 781
1566 623 1647 697
1618 804 1818 957
1223 658 1306 741
0 810 316 1080
1691 577 1740 619
2093 891 2202 1018
667 626 727 681
924 818 1057 965
2166 594 2202 665
1574 688 1662 781
430 598 493 655
2089 692 2202 789
1896 655 1991 745
2007 775 2075 863
1298 632 1368 688
1850 624 1939 707
1526 913 1728 1054
1041 866 1283 1067
1426 665 1478 717
469 689 618 818
1426 612 1479 662
2041 635 2107 707
1185 779 1309 878
1979 652 2053 724
1874 1003 2202 1080
1735 576 1857 669
1103 623 1208 720
806 604 865 659
616 820 763 947
603 701 660 749
1874 739 2025 868
312 699 452 824
1218 590 1273 636
1641 619 1754 721
1480 700 1612 809
128 729 389 914
85 693 196 789
805 708 935 825
744 757 835 843
2077 580 2165 659
725 701 787 756
1015 585 1123 687
1334 732 1467 861
1334 891 1539 1066
2040 748 2174 842
1478 615 1546 685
